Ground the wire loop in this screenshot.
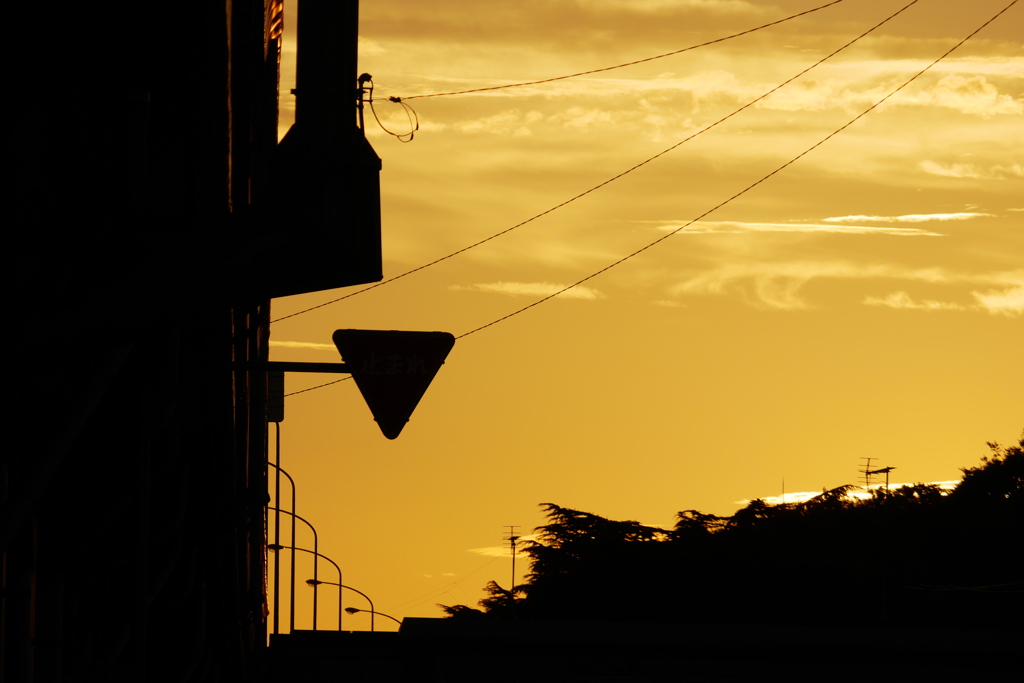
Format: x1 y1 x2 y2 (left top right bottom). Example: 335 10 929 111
366 79 419 142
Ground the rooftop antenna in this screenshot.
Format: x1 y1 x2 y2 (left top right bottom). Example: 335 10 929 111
867 466 896 495
503 525 521 591
860 457 876 492
860 457 896 497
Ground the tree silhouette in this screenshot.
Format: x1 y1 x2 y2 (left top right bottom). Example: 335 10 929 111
438 580 526 619
442 434 1022 629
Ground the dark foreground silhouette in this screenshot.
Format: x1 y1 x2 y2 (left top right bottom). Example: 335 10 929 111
442 435 1022 630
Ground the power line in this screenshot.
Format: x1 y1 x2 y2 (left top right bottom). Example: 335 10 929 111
456 1 1018 339
366 78 419 142
274 1 1016 399
276 0 1002 397
282 376 349 398
386 0 848 102
270 0 919 325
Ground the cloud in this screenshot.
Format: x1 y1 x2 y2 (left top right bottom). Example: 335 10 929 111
468 546 512 558
822 212 992 224
357 36 386 57
577 0 759 14
862 291 966 312
456 109 542 136
469 534 538 558
670 261 843 309
451 281 604 300
671 263 1024 313
740 481 960 506
972 284 1024 317
930 58 1024 79
864 278 1024 318
756 67 1023 116
549 106 615 130
910 75 1024 117
918 161 1024 180
269 341 336 350
669 220 943 236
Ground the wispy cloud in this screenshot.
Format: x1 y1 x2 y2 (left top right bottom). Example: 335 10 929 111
865 281 1024 318
469 534 539 558
577 0 759 15
740 481 961 507
665 220 942 236
269 341 336 350
919 160 1024 180
862 291 967 312
972 284 1024 317
908 75 1024 117
451 281 604 300
468 546 513 558
672 263 1024 313
822 212 992 224
671 262 921 310
758 70 1023 117
456 108 542 136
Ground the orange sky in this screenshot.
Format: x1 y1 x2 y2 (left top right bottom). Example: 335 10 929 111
267 0 1022 631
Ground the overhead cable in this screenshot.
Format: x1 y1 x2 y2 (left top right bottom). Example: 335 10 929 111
456 1 1019 339
387 0 847 101
283 1 1018 396
366 78 419 142
271 0 918 325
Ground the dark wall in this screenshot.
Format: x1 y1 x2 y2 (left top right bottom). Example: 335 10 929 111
5 1 282 680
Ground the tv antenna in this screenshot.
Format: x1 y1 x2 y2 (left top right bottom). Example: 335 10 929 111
860 457 876 490
503 525 521 590
860 457 896 494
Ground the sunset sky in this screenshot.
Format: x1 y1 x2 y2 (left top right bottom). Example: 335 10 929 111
267 0 1022 631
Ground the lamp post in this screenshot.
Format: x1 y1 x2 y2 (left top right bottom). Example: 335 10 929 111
267 461 297 633
268 543 344 631
267 506 321 629
344 607 402 628
303 577 343 633
307 581 376 631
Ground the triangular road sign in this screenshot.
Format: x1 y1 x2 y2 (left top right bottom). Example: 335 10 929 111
333 329 456 439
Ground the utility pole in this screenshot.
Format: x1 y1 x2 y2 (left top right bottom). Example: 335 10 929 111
503 526 521 591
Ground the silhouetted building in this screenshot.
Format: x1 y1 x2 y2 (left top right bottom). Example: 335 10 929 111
6 1 380 680
265 618 1022 682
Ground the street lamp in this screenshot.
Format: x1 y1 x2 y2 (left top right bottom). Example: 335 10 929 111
267 505 324 629
267 461 297 633
267 542 343 631
306 581 376 631
344 607 402 628
265 464 351 632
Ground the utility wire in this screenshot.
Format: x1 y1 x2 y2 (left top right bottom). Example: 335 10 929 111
271 0 918 325
283 376 350 398
367 78 419 141
457 0 1019 340
279 0 1019 398
388 0 847 101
